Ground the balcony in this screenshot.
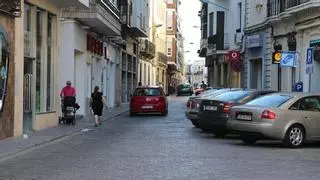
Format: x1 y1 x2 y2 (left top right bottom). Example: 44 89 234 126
207 33 229 55
199 39 208 57
157 52 168 67
139 38 155 59
61 0 121 36
267 0 319 21
47 0 89 8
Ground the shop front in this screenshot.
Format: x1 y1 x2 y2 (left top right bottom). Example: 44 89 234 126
60 20 119 115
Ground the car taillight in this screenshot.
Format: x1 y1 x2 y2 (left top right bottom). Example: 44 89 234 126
261 110 276 120
223 102 233 113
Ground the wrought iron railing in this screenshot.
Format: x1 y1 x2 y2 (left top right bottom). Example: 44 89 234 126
267 0 311 17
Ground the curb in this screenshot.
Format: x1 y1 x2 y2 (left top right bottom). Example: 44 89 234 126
0 109 129 163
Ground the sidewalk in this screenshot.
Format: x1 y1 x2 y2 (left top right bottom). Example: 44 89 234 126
0 103 129 162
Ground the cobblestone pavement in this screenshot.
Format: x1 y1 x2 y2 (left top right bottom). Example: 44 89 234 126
0 97 319 180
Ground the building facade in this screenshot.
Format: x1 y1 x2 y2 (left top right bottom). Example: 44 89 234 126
243 0 274 90
23 0 62 133
199 0 245 88
0 1 23 139
266 0 320 92
59 0 122 116
120 0 149 102
150 0 168 92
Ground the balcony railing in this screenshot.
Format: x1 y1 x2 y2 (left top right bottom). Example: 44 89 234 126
267 0 311 17
139 39 155 59
157 52 168 65
98 0 120 18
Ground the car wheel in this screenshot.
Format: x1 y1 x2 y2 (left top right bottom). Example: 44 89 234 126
240 136 258 145
283 124 305 148
213 130 227 138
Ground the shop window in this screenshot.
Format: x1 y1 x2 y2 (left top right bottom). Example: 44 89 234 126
36 8 56 113
0 27 9 112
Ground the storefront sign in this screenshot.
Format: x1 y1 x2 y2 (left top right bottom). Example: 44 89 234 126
87 34 103 56
246 34 261 48
228 51 240 61
280 52 296 67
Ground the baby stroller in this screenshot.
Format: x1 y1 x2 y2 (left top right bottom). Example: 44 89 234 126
59 96 80 125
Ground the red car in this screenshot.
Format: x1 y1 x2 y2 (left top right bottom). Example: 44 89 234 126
130 86 168 116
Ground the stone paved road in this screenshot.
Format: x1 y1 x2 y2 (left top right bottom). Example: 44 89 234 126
0 96 320 180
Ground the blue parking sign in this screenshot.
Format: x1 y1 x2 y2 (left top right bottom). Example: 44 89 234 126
306 48 314 74
306 48 313 65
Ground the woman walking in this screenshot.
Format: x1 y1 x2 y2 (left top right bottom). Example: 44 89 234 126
90 86 107 127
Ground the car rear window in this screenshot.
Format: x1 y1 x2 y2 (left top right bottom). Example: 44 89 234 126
133 88 163 96
179 84 191 88
214 91 249 102
246 94 293 107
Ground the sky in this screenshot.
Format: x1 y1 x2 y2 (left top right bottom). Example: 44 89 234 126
179 0 204 65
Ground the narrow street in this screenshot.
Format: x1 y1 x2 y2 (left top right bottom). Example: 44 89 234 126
0 97 319 180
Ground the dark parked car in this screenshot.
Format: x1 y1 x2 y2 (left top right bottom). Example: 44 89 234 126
198 89 276 137
185 88 241 130
177 83 193 96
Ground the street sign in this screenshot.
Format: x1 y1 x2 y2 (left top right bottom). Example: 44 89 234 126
280 52 296 67
306 47 314 74
293 82 303 92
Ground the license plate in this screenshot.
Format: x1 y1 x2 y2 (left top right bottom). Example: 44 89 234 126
236 114 252 121
204 106 217 111
142 105 153 109
66 107 74 111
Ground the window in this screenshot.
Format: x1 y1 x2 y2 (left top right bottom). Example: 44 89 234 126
209 12 214 36
133 88 164 96
289 96 320 111
36 8 43 112
0 27 9 112
36 8 56 113
214 91 249 102
167 10 173 30
247 94 293 107
167 48 172 56
237 2 242 32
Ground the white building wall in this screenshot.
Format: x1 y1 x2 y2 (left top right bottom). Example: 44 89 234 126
207 0 245 50
60 20 118 115
246 0 267 27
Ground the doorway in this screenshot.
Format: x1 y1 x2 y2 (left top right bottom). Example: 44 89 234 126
23 58 35 133
250 59 263 89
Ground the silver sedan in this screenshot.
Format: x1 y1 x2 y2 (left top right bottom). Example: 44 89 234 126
228 92 320 148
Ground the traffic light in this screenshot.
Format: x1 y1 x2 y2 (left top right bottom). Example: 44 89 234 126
272 51 281 64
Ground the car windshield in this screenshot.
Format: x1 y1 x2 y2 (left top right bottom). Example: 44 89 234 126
214 91 249 102
133 88 163 96
246 94 293 107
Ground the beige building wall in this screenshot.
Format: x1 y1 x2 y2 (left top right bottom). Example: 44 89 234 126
13 3 24 137
27 0 60 131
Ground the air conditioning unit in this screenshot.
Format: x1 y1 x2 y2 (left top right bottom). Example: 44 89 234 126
234 33 243 44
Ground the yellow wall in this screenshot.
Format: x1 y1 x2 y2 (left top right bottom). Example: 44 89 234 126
29 0 61 132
